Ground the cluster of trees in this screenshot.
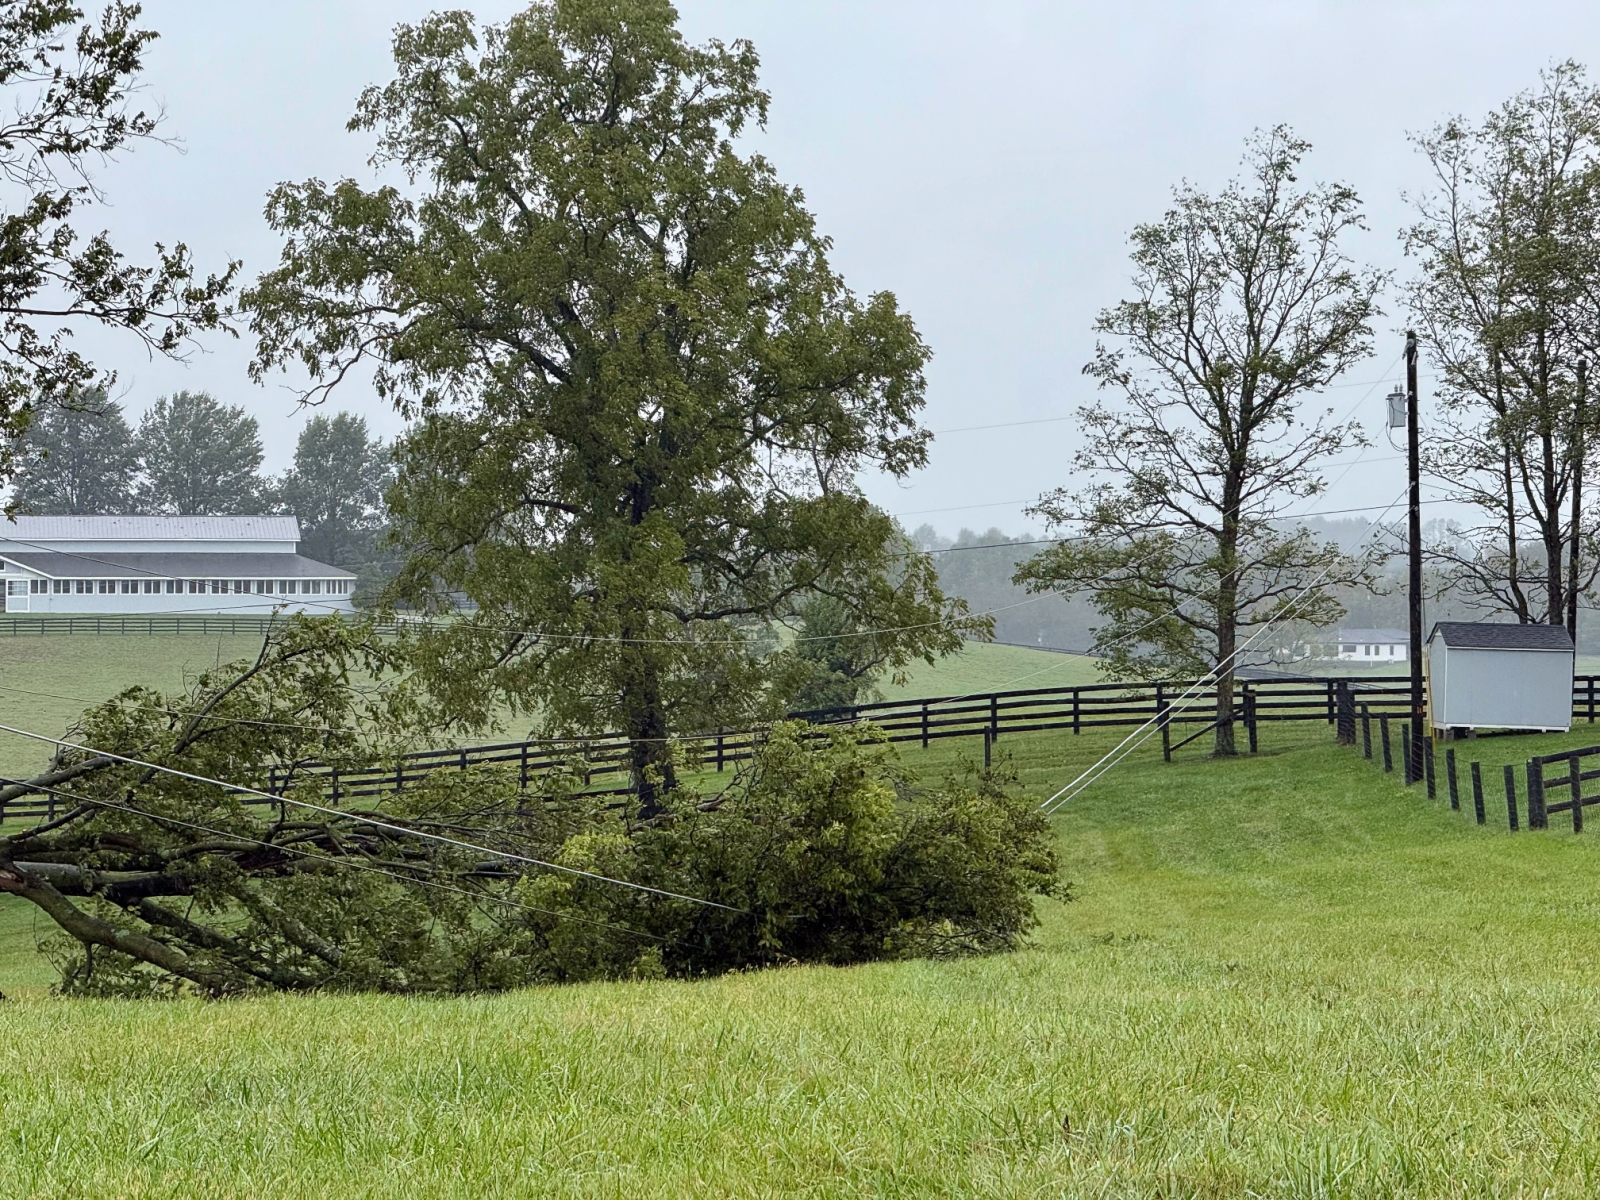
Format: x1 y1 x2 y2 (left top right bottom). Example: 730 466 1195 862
11 391 393 573
1018 66 1600 755
1408 65 1600 631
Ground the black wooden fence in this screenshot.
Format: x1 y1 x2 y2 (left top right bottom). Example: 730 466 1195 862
11 672 1600 823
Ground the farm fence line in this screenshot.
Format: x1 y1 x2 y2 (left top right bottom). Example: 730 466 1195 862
12 671 1600 822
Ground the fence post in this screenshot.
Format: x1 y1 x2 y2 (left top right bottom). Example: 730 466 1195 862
716 731 725 772
330 768 339 805
983 728 992 773
1335 682 1355 745
519 742 529 791
1158 689 1171 762
1361 705 1372 759
1326 679 1334 725
990 694 999 742
1471 760 1486 824
1380 715 1393 773
1570 751 1583 834
1072 688 1080 735
1446 747 1460 810
1503 764 1520 830
397 761 405 792
1245 688 1258 754
921 701 929 750
1528 759 1546 829
1424 738 1436 799
1401 725 1412 784
1589 676 1595 723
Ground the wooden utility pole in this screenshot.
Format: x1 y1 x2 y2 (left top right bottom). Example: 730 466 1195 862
1407 331 1424 784
1568 356 1587 641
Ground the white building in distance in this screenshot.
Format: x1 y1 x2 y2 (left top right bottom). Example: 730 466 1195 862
0 516 356 615
1333 627 1409 663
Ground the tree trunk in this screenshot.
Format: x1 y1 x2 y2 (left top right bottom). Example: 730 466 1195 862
0 861 236 995
1213 474 1243 758
618 633 677 818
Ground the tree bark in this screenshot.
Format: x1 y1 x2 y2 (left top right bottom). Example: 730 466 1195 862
0 861 236 995
1213 469 1244 758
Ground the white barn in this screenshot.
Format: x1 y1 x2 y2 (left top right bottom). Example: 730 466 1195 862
0 516 357 615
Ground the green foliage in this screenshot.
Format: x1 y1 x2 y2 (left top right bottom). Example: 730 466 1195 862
242 0 980 807
279 412 395 583
0 2 235 484
0 635 1058 996
10 388 138 513
523 723 1062 979
135 390 266 515
1018 128 1380 749
781 594 889 711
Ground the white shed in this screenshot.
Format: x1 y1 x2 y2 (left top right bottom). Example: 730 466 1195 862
1426 621 1574 735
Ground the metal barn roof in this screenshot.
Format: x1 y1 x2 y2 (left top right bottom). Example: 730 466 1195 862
0 515 300 541
0 552 354 579
1427 621 1574 651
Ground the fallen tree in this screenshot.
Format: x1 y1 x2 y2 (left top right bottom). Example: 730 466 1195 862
0 619 1062 997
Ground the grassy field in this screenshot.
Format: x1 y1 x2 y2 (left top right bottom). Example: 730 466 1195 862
1 711 1600 1193
0 630 266 779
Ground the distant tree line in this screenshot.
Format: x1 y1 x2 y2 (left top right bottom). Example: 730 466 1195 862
8 390 394 581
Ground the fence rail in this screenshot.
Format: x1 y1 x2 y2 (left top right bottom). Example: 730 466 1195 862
10 672 1600 823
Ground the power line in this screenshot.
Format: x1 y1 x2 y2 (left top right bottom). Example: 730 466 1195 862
0 720 745 913
1038 486 1412 814
0 777 670 944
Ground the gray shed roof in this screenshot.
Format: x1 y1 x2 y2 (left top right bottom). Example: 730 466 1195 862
1427 621 1574 651
0 552 354 579
0 515 299 541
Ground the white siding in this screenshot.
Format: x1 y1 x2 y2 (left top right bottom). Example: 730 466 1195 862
1430 644 1573 731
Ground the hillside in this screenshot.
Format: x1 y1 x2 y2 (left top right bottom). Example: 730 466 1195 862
2 720 1600 1192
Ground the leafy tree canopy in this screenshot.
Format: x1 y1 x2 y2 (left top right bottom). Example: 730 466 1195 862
280 412 393 568
135 390 264 515
244 0 981 809
0 1 234 483
11 388 138 513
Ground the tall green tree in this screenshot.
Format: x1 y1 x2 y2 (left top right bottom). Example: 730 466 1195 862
135 390 265 515
11 390 138 513
1016 129 1380 756
244 0 978 810
279 412 392 567
0 2 234 483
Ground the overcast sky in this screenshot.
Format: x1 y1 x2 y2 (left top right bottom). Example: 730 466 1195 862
72 1 1600 533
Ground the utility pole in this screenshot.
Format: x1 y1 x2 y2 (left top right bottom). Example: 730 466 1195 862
1568 356 1588 642
1406 331 1424 785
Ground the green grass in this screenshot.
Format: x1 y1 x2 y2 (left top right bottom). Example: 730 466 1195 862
880 640 1105 700
4 716 1600 1193
0 631 266 779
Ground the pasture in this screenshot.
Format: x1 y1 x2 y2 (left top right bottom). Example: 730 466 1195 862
0 687 1597 1193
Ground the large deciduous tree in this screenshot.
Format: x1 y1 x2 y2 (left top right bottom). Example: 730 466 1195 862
0 2 234 483
135 390 265 514
1406 62 1600 635
243 0 977 810
279 412 393 568
1016 128 1381 756
11 388 138 513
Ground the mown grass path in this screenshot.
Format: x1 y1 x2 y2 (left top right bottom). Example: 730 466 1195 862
3 722 1600 1195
